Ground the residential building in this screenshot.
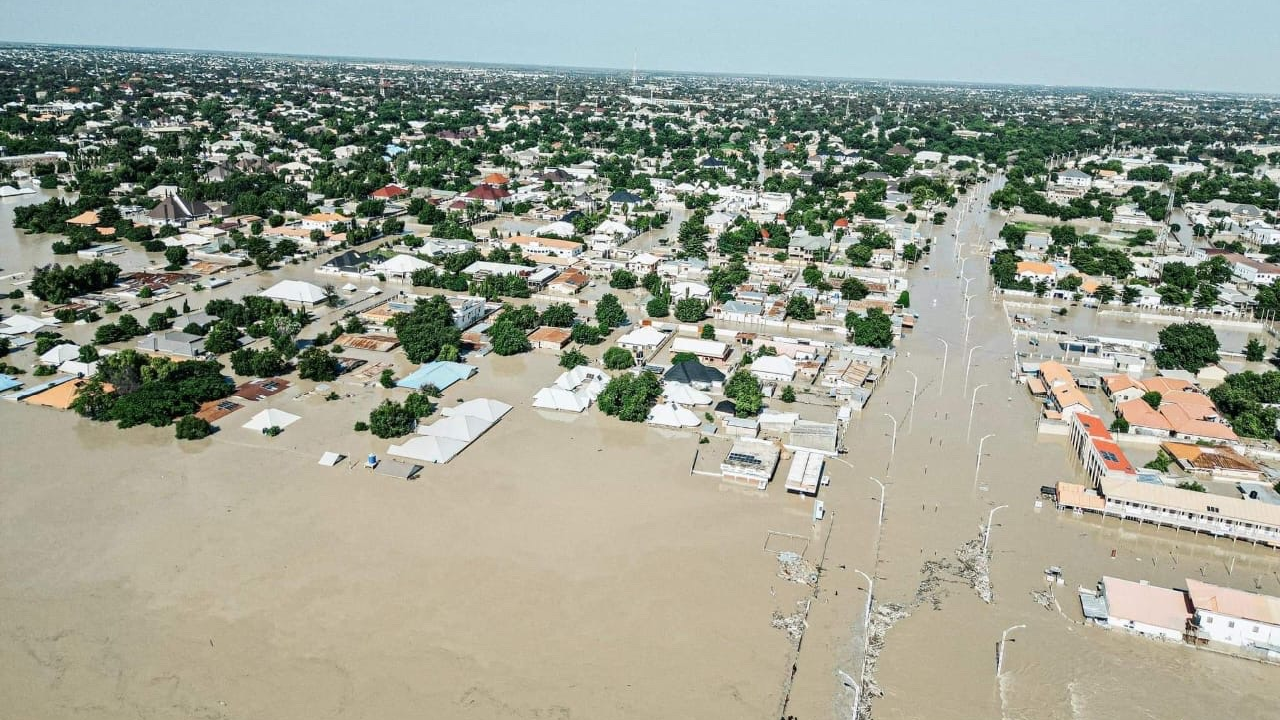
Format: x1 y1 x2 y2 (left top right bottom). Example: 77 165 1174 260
1097 576 1191 642
719 438 780 490
1187 579 1280 653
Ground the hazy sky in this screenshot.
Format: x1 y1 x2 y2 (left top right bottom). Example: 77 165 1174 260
5 0 1279 94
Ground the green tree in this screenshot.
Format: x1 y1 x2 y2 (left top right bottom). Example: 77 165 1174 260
164 245 189 268
540 303 577 328
595 293 627 328
297 347 340 381
602 346 636 370
673 298 706 323
1245 337 1266 362
780 385 796 403
700 323 716 339
849 308 894 348
841 276 869 300
596 372 663 422
609 269 638 289
368 399 418 438
570 323 604 345
203 321 240 354
559 349 588 369
785 295 816 321
724 370 763 417
1153 322 1220 372
489 319 532 356
175 415 213 440
392 295 462 363
1141 391 1163 409
802 264 824 286
646 295 670 318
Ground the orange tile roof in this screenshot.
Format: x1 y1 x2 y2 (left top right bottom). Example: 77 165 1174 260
1091 437 1135 474
1103 576 1191 631
1056 481 1105 511
483 172 509 185
527 326 572 344
1039 360 1075 388
1160 404 1237 441
24 379 113 410
1117 398 1173 431
1075 413 1112 440
1016 261 1055 276
1051 384 1093 411
1103 374 1142 394
67 210 99 226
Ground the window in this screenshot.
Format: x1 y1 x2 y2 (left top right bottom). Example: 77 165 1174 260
1228 621 1235 629
1205 617 1213 624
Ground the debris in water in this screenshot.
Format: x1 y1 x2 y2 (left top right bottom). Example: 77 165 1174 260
771 601 807 643
776 551 819 586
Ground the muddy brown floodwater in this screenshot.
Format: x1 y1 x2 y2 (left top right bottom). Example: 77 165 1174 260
781 180 1279 720
1 182 1277 719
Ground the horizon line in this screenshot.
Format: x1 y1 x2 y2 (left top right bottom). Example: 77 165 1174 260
2 39 1278 99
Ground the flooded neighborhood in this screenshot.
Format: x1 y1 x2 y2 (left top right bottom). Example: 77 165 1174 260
2 16 1280 720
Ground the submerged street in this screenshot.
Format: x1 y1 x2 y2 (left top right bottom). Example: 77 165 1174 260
786 180 1280 720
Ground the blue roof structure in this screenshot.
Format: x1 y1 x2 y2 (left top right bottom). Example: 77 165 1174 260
396 361 476 391
607 190 643 205
0 374 22 393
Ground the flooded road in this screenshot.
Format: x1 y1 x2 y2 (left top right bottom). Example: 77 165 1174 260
788 179 1280 719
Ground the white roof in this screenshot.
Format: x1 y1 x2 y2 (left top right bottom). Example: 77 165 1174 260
670 337 728 357
341 282 358 292
242 408 300 431
260 280 328 304
554 366 609 391
318 451 343 466
534 220 576 237
0 314 59 335
416 413 494 442
388 435 469 464
630 252 661 265
663 382 713 406
39 343 81 365
595 220 633 236
442 398 513 423
751 355 797 379
375 254 430 273
533 386 589 412
646 401 701 428
617 326 667 348
366 285 382 294
669 281 711 299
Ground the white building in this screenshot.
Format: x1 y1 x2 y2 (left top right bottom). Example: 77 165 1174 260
1057 169 1092 188
1187 579 1280 654
750 355 797 383
719 438 780 490
1097 576 1190 642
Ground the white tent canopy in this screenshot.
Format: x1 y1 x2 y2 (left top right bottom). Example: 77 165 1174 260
318 451 343 467
366 285 382 294
242 408 300 431
533 386 589 413
388 435 469 464
341 282 359 292
646 402 701 428
663 382 712 406
417 413 494 442
443 398 513 423
260 280 328 305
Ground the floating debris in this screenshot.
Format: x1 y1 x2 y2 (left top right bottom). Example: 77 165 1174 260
771 601 808 643
776 551 819 586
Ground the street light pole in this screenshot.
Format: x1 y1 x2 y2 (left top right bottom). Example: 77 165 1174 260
883 413 899 469
964 313 975 348
975 433 995 489
868 474 886 527
984 504 1009 554
905 370 919 433
936 337 949 396
963 344 983 399
997 624 1026 677
967 383 988 443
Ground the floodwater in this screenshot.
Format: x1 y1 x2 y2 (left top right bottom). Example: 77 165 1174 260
779 180 1280 720
2 181 1278 720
